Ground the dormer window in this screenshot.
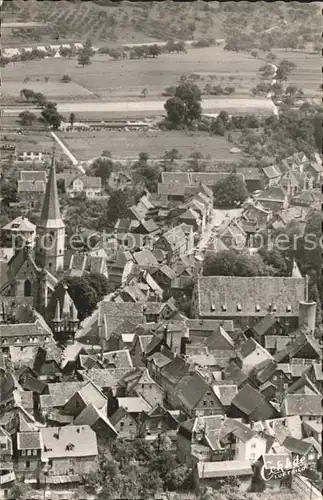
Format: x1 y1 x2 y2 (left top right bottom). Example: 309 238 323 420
286 305 291 312
211 304 215 311
221 304 227 312
15 338 19 343
237 303 242 312
255 304 260 312
272 305 277 312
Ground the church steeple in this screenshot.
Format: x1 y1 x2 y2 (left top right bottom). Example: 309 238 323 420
35 150 65 272
39 154 64 229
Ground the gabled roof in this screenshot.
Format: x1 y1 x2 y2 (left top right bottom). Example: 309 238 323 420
74 403 118 436
133 250 159 268
213 384 238 406
222 361 249 387
174 372 220 411
160 224 187 251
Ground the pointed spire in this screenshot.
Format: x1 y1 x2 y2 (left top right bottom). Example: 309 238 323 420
62 284 70 317
38 152 64 229
70 302 78 322
292 259 302 279
54 299 61 322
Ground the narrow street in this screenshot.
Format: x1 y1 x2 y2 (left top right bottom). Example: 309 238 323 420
197 208 243 253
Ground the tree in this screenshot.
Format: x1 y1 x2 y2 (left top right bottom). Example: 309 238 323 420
203 250 273 277
212 173 248 207
165 82 202 126
84 38 94 57
258 247 288 276
90 157 114 185
83 272 110 301
164 465 191 491
61 74 71 83
218 110 230 125
313 113 323 152
62 273 108 320
211 117 226 136
164 96 186 126
20 88 35 101
163 148 182 162
102 188 136 227
41 102 62 130
33 92 47 107
78 50 91 67
69 112 75 129
149 44 161 57
18 110 37 126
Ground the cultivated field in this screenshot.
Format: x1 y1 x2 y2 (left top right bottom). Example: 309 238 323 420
2 47 263 101
1 130 54 154
57 129 243 162
3 46 320 106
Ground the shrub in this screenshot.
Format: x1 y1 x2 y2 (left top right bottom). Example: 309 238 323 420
61 74 72 83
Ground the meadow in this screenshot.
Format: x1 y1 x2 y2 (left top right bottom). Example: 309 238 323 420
2 47 264 101
3 46 320 106
57 129 243 162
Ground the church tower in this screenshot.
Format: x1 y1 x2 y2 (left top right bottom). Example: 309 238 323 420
35 154 65 273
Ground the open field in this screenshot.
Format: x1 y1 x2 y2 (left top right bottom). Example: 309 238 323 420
3 46 320 106
1 131 54 154
57 129 243 162
272 49 320 97
2 48 264 101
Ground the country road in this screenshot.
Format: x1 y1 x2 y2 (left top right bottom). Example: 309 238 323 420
3 97 277 116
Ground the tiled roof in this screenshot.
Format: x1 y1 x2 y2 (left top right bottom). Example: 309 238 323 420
222 361 249 387
2 216 36 232
74 403 118 436
196 276 305 318
20 170 47 182
283 394 323 416
190 172 244 186
282 436 313 456
133 250 159 268
252 314 278 337
161 172 191 184
174 372 215 411
17 431 42 450
235 167 262 181
47 382 85 407
41 425 98 459
0 322 51 339
231 384 268 416
103 350 133 369
186 319 235 333
213 384 238 406
161 224 187 251
257 186 286 202
18 180 46 192
161 356 189 386
83 368 130 389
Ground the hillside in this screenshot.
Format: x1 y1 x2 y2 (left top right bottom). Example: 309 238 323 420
2 0 320 47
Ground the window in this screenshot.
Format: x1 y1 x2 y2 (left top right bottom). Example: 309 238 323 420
27 450 32 456
251 443 256 449
33 450 37 456
250 453 255 460
22 450 26 456
0 442 7 450
26 461 30 469
120 422 124 428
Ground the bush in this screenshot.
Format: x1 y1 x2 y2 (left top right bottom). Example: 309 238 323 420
61 74 72 83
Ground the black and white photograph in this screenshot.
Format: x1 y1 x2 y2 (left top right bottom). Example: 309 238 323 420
0 1 322 499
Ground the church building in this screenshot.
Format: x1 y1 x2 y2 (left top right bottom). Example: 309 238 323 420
0 156 67 316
